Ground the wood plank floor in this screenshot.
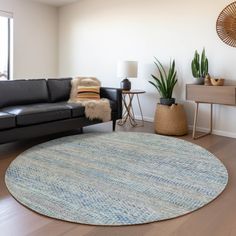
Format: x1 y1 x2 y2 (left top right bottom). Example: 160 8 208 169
1 121 236 236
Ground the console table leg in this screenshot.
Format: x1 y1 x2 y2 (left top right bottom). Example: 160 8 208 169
193 103 213 140
192 102 199 139
210 103 213 134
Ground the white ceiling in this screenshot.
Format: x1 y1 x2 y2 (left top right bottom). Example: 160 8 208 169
32 0 78 7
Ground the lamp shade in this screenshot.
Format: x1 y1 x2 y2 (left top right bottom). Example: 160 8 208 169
117 61 138 78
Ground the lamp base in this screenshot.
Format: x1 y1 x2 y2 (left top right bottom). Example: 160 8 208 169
120 78 131 91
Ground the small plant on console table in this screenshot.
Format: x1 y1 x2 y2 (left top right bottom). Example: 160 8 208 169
191 48 209 85
149 57 177 106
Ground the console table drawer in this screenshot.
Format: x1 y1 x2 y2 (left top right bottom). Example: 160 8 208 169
186 85 236 105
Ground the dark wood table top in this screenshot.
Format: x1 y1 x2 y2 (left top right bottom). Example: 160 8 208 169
122 90 146 94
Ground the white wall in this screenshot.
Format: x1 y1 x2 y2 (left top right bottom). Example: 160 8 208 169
58 0 236 137
0 0 58 79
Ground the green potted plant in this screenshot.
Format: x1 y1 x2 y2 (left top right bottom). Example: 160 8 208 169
149 57 177 106
191 48 208 85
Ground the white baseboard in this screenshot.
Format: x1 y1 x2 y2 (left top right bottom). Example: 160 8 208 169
135 115 236 139
188 125 236 139
135 116 154 123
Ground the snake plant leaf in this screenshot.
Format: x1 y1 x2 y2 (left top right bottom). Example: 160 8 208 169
191 60 200 78
195 51 200 71
154 57 167 79
166 59 175 95
205 58 208 74
200 48 206 76
153 61 167 95
148 81 160 92
151 74 165 97
169 71 177 98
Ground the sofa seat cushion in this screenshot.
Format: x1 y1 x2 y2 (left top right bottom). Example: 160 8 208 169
2 104 71 126
0 112 16 130
63 102 85 118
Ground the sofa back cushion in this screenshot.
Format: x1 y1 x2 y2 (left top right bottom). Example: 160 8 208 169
47 78 72 102
0 79 49 108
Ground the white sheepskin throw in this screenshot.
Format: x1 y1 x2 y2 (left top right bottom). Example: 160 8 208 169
68 77 111 122
82 99 111 122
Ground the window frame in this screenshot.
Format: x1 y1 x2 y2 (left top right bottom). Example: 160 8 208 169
0 10 13 80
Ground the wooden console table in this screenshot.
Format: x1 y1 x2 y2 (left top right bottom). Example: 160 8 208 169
186 84 236 139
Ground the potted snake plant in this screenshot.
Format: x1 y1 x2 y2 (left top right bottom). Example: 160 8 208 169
191 48 208 85
149 57 177 106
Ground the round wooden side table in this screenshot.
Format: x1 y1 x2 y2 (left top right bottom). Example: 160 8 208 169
118 90 146 127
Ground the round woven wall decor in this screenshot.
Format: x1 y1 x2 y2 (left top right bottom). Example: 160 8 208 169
216 2 236 47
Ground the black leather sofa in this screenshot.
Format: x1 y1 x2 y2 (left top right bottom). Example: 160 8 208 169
0 78 122 144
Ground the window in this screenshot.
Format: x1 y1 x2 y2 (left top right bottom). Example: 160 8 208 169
0 11 13 80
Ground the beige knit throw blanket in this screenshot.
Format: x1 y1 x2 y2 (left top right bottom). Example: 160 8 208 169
68 77 111 122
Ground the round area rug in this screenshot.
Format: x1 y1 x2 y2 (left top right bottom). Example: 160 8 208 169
5 132 228 226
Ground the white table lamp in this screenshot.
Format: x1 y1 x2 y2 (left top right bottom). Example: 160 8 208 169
117 61 138 90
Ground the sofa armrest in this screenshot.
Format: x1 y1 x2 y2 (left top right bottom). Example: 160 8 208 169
100 87 122 119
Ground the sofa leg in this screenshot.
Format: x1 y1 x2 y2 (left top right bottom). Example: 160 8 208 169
112 119 116 131
80 127 84 134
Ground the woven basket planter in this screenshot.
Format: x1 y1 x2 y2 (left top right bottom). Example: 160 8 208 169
154 104 188 136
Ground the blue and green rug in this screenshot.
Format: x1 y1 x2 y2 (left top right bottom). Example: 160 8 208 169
5 132 228 225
